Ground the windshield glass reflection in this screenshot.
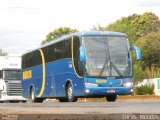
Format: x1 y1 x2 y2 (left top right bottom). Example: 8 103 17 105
82 36 131 77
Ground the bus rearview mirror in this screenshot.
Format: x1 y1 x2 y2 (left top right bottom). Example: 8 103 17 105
132 46 141 61
79 46 86 62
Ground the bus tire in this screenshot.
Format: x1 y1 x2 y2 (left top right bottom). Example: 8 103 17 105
66 83 78 102
106 95 117 102
30 87 43 103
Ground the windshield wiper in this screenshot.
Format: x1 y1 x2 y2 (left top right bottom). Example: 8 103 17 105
99 54 108 76
110 61 123 77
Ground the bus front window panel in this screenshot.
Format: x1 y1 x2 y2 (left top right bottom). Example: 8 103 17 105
108 36 132 77
83 36 109 77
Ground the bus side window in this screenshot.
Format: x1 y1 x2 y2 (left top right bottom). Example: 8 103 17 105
42 47 48 63
73 36 83 76
25 53 32 68
22 55 26 69
65 39 71 58
48 44 55 62
33 50 42 66
28 52 34 68
55 41 65 60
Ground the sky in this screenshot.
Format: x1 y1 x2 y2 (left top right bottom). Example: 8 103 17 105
0 0 160 54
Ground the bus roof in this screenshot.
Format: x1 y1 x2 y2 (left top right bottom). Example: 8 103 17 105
23 31 127 55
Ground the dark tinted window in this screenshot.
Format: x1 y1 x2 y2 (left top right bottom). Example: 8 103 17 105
73 36 83 76
22 55 26 69
65 38 71 58
48 44 55 62
22 39 71 69
23 50 41 69
33 50 42 66
54 41 65 60
42 47 48 63
27 52 33 68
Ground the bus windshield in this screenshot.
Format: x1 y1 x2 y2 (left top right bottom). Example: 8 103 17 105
82 35 132 77
3 70 21 80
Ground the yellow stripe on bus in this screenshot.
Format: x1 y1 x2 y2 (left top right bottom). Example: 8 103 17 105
71 36 83 78
37 49 46 97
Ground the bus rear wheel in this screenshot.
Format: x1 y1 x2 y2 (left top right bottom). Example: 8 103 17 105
66 83 78 102
30 87 43 103
106 95 117 102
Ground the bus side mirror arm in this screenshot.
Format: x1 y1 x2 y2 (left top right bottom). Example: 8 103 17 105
79 46 86 62
131 46 141 61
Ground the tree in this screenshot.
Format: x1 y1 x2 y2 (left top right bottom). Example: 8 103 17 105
92 12 160 46
91 12 160 82
107 19 137 45
134 63 144 84
0 49 7 56
41 27 78 45
136 31 160 68
131 12 160 37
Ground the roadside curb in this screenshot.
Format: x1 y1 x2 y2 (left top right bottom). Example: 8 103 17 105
77 95 160 102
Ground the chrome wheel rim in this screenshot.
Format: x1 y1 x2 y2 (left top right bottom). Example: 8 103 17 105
68 85 72 100
31 89 34 100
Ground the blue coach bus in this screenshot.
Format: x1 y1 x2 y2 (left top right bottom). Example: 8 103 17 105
21 31 141 102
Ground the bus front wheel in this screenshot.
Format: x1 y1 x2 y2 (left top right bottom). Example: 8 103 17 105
30 87 43 103
66 83 78 102
106 95 117 102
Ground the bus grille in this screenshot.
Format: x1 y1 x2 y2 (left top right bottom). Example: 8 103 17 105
6 82 22 96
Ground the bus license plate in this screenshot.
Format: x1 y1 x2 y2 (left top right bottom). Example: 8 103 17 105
107 90 115 93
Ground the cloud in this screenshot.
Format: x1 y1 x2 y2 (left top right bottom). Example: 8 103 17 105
136 0 160 7
0 0 160 54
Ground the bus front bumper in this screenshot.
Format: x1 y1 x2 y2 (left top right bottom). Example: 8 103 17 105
85 86 133 97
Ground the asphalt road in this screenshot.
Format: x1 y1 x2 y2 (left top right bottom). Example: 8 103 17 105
0 101 160 120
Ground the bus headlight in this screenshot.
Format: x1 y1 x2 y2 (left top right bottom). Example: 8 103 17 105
85 89 90 93
124 82 133 87
85 83 98 87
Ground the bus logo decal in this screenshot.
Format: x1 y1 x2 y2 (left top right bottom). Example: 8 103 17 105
96 79 107 83
23 70 32 80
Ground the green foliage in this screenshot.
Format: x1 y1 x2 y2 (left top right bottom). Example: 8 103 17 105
0 49 7 56
136 31 160 68
134 64 144 85
144 65 160 79
131 12 160 37
92 12 160 46
107 17 137 45
41 27 78 45
134 84 154 95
